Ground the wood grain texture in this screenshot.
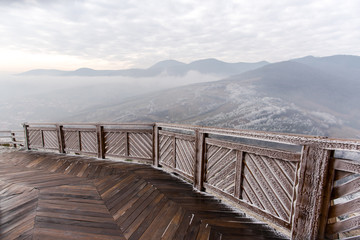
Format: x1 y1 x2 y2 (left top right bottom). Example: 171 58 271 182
324 157 360 239
205 142 298 226
291 146 333 240
0 150 288 240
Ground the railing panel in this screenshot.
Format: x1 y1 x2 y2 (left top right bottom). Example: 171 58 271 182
158 129 196 181
242 153 297 222
175 138 196 178
104 131 126 156
204 137 300 228
80 130 97 153
0 130 24 147
205 144 236 195
21 122 360 239
43 130 59 149
128 132 153 160
64 130 80 152
28 129 42 148
325 157 360 239
159 134 174 167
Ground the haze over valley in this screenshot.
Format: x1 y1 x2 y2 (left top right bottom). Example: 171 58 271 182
1 55 360 139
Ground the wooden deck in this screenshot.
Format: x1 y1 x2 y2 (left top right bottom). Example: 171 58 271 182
0 150 288 240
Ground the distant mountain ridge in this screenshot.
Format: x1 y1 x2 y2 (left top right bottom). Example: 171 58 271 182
68 55 360 138
19 59 269 77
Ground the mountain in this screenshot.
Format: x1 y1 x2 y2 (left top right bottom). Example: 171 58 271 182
291 55 360 81
68 55 360 138
19 59 269 78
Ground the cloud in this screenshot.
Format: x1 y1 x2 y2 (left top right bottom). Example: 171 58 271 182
0 0 359 71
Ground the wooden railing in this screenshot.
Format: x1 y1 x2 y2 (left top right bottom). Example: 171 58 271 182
0 130 24 147
22 122 360 239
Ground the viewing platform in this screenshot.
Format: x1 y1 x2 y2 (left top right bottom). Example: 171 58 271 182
1 122 360 239
0 149 286 239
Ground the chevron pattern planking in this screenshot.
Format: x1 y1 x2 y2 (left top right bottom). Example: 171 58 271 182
0 150 287 240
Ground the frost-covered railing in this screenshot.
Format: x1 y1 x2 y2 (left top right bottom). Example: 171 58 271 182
23 122 360 239
0 130 24 147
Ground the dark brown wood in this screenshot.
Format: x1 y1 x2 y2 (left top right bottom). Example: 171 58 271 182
158 129 195 141
40 129 45 148
153 125 159 166
172 135 176 168
127 132 153 160
332 175 360 199
104 128 153 133
234 150 244 199
326 215 360 237
78 130 82 151
203 182 290 230
291 145 333 239
125 132 129 157
17 121 360 239
206 138 300 162
96 125 105 159
318 151 335 239
56 125 65 153
157 122 360 150
10 132 16 147
0 150 288 240
194 130 206 190
328 196 360 219
175 137 195 178
162 165 193 182
334 158 360 173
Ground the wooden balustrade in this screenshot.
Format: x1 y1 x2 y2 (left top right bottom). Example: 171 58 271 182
0 130 24 147
22 122 360 239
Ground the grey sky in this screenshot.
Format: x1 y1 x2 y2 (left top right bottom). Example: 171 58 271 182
0 0 359 72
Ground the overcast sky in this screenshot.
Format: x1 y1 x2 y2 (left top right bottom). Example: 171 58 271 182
0 0 359 73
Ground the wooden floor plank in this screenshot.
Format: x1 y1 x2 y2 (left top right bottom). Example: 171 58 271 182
0 150 288 240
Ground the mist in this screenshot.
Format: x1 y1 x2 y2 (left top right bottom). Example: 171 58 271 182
0 72 221 129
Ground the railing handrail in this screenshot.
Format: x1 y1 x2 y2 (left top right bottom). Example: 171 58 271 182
156 122 360 150
0 130 24 148
24 122 155 127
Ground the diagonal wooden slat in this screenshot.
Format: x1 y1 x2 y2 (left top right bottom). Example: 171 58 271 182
262 155 296 199
205 145 237 195
43 130 59 149
80 131 97 153
105 131 126 156
28 130 42 148
129 133 152 159
246 153 290 220
64 130 79 152
175 138 195 176
207 147 235 179
159 134 174 167
244 163 280 216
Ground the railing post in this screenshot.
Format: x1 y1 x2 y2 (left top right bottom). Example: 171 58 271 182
23 123 30 150
40 129 45 148
56 124 65 153
153 124 159 167
11 132 17 148
125 132 129 157
291 145 334 239
234 150 244 199
96 125 105 159
194 129 206 191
